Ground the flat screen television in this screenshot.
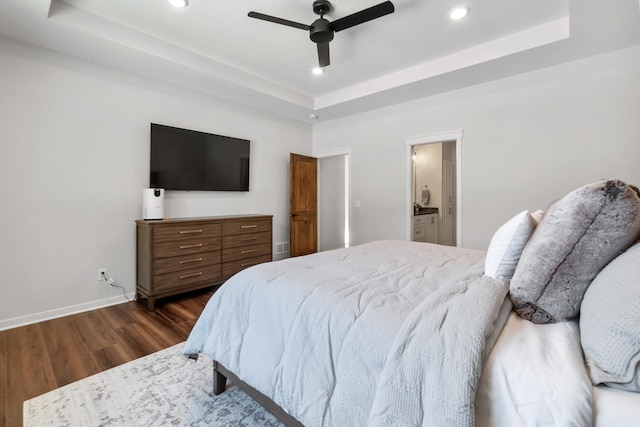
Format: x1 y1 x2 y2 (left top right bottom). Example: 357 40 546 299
150 123 250 191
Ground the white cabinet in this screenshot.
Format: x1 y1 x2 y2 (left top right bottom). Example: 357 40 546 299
424 214 439 243
412 214 439 243
412 215 427 242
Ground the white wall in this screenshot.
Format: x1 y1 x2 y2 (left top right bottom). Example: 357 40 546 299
313 45 640 249
0 38 312 329
2 39 640 330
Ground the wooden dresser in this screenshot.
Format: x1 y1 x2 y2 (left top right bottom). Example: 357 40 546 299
136 214 272 310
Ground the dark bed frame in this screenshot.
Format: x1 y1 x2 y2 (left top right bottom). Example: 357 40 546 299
213 360 305 427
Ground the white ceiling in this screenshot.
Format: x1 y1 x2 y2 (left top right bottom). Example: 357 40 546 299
0 0 638 123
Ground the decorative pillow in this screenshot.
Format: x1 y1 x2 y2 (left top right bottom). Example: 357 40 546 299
484 210 536 279
580 242 640 391
530 209 545 225
510 179 640 324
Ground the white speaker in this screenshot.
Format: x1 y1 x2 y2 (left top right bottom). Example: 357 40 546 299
142 188 164 220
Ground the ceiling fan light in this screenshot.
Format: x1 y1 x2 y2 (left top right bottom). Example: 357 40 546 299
312 67 324 75
168 0 188 8
449 6 469 20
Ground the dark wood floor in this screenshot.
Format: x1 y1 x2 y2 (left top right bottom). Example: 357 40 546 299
0 287 215 427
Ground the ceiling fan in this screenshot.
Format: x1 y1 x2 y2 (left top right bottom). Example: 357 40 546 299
248 0 395 68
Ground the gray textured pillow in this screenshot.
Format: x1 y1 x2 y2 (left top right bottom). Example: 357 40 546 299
580 242 640 391
510 179 640 324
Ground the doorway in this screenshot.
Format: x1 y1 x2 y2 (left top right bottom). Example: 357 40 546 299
315 148 351 251
406 131 463 246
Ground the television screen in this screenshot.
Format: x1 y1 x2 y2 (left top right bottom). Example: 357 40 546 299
150 123 250 191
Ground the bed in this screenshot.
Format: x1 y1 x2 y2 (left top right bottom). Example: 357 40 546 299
183 179 640 426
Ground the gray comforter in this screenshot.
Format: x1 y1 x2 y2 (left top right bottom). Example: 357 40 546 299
184 240 510 426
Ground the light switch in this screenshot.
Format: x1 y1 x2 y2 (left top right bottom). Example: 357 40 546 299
353 200 362 208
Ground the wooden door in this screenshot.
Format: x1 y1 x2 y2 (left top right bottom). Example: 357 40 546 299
290 153 317 257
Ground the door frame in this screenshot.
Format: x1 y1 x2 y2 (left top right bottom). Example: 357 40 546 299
312 147 352 249
405 130 463 247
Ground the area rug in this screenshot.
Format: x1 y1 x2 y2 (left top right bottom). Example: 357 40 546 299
24 342 283 426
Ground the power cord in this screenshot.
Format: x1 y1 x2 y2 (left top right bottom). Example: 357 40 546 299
100 271 136 303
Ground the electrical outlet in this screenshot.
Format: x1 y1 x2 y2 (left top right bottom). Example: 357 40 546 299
97 268 108 281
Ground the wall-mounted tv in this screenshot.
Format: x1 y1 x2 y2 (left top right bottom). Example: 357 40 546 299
150 123 250 192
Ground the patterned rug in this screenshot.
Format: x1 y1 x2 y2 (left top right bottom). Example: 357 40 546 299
24 342 283 426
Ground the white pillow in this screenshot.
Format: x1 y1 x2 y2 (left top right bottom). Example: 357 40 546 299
580 242 640 391
485 210 536 279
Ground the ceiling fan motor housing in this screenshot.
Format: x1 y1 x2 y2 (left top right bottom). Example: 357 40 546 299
310 18 334 43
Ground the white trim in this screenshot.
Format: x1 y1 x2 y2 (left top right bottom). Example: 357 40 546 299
405 130 464 146
315 18 568 109
312 147 352 158
344 154 350 247
0 293 136 331
405 130 463 247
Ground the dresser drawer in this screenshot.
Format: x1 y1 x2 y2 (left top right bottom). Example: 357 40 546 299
222 242 272 263
154 237 221 259
153 264 222 293
222 219 271 236
222 232 271 249
222 254 272 278
154 223 221 243
154 251 221 275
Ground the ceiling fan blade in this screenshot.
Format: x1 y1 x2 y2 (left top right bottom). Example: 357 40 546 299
317 43 330 67
248 12 310 31
331 1 395 32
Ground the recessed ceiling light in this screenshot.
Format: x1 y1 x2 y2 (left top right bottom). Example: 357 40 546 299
168 0 188 8
449 6 469 20
312 67 324 76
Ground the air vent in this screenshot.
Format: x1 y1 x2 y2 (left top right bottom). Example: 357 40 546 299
275 242 290 254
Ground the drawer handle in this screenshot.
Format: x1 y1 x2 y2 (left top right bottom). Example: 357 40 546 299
240 237 258 241
240 261 258 267
179 229 203 234
241 249 257 254
180 243 203 249
180 272 203 279
180 257 203 265
241 225 258 229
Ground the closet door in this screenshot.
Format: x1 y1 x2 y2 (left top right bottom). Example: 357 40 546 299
290 153 318 257
442 160 455 246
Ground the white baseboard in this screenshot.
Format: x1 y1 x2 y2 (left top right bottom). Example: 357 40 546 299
0 293 137 332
